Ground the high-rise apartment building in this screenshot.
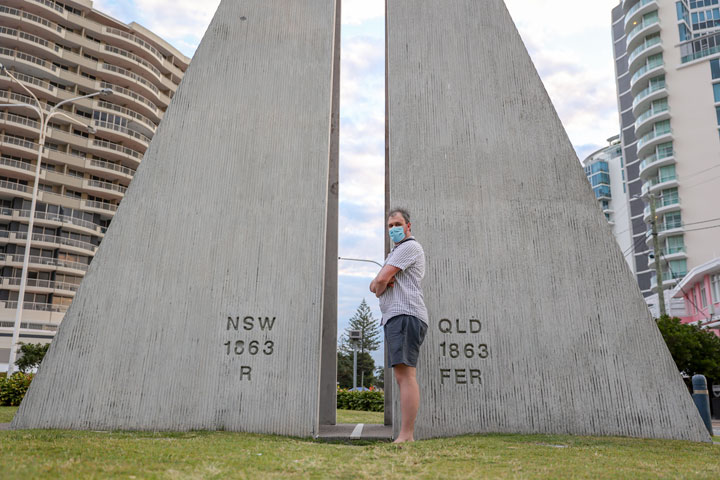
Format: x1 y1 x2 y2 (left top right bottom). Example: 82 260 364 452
582 136 636 272
611 0 720 299
0 0 189 370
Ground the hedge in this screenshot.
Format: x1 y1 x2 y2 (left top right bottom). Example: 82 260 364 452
336 389 384 412
0 372 33 406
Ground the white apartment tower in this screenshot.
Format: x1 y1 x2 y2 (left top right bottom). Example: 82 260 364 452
0 0 189 371
612 0 720 298
582 136 636 273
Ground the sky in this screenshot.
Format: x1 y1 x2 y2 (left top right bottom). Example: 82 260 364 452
95 0 622 367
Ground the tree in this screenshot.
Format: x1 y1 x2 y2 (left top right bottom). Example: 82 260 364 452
339 299 381 355
656 315 720 385
336 351 376 389
14 342 50 373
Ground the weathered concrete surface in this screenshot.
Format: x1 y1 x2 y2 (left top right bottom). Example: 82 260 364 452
387 0 711 442
12 0 340 437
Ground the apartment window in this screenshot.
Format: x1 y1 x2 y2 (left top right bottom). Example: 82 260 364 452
661 187 679 206
658 165 676 183
657 142 674 158
714 83 720 103
668 259 688 279
666 236 685 254
700 283 709 308
712 274 720 303
712 59 720 79
67 169 83 178
664 211 682 229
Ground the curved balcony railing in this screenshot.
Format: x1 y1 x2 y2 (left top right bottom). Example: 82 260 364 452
93 120 151 144
15 209 103 232
4 112 40 130
641 174 677 195
103 44 162 80
627 15 660 46
101 63 159 95
631 58 663 86
633 79 666 110
92 139 143 161
0 89 52 112
83 200 118 212
0 6 64 35
635 103 669 127
104 26 165 63
1 134 39 151
628 35 662 66
30 0 66 15
625 0 657 29
0 68 55 94
2 301 68 313
0 253 89 271
97 100 157 133
87 158 136 177
86 179 128 194
13 232 97 252
100 82 158 114
637 126 672 152
4 277 79 292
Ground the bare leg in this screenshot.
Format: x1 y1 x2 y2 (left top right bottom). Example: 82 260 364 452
393 363 419 443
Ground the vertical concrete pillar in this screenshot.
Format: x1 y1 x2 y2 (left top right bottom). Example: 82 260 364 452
319 0 341 427
13 0 340 437
386 0 711 442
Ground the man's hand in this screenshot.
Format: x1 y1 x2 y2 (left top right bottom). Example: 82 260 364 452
369 265 401 298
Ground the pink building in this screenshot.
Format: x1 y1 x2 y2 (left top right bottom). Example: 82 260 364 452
671 258 720 336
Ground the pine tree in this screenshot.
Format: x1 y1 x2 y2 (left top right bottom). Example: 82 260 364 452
340 299 381 354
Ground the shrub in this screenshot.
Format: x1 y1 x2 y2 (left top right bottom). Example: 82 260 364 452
0 372 34 406
336 389 384 412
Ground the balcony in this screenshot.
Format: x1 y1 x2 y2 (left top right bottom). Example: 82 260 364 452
81 199 118 217
0 179 32 199
83 179 127 200
639 152 674 177
91 139 143 164
632 79 667 114
634 103 670 135
631 61 664 93
92 120 151 149
0 155 35 181
627 15 661 51
636 128 672 157
12 209 104 235
0 253 89 272
9 231 97 253
96 100 157 135
628 35 662 73
641 174 678 196
648 247 687 268
1 276 79 294
625 0 658 31
85 158 135 181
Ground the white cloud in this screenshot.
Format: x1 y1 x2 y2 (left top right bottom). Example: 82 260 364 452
342 0 384 25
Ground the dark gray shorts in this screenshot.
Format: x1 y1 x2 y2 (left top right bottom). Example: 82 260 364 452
384 315 428 368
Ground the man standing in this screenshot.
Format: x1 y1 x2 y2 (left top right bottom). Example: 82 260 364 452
370 208 428 443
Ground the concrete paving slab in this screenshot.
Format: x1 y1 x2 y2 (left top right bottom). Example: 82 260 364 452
316 423 392 442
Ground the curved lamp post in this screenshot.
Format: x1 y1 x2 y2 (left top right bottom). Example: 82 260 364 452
0 63 112 375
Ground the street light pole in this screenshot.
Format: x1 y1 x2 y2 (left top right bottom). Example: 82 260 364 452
1 63 111 375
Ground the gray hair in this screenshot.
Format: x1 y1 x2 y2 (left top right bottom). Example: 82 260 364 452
388 207 411 224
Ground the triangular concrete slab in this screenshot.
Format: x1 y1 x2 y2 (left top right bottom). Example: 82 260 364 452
386 0 710 442
12 0 340 437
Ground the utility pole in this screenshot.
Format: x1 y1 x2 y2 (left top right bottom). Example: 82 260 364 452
649 193 666 317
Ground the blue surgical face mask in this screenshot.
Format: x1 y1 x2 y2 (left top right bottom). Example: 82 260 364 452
389 226 406 243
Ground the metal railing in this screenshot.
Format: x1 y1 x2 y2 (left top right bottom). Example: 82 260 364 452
2 301 68 313
1 134 39 151
105 26 165 62
16 209 102 232
13 231 97 252
100 82 158 112
104 44 162 79
4 112 40 130
0 253 90 271
628 34 662 66
101 63 159 94
88 158 135 177
86 179 127 194
625 0 657 28
5 277 80 292
93 138 143 160
30 0 66 15
84 200 118 212
97 100 157 132
93 120 151 144
0 179 30 193
0 156 34 171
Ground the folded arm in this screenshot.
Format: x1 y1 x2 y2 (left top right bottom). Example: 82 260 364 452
370 264 401 298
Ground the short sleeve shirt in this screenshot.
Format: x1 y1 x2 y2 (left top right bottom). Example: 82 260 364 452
379 236 428 326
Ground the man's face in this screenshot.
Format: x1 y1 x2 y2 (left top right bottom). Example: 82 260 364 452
388 213 411 238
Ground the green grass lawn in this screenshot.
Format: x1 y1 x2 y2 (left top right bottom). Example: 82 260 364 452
1 406 719 479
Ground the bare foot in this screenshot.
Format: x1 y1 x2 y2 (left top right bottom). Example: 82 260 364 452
393 437 414 444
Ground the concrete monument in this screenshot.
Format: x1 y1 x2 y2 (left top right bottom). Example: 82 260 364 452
12 0 341 436
386 0 711 442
